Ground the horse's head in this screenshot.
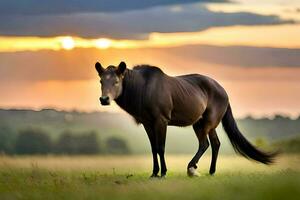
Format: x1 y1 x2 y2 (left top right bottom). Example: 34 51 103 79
95 61 127 106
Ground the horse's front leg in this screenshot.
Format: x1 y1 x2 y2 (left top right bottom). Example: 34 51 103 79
143 124 159 178
143 118 168 178
154 118 168 178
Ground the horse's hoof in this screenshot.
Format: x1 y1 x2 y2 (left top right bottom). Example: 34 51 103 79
149 174 160 179
209 171 215 176
160 175 166 179
187 167 199 177
209 168 216 175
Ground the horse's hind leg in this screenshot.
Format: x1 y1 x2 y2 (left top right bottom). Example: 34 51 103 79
208 129 220 175
187 119 210 177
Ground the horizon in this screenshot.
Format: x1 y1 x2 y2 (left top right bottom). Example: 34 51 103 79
1 106 299 120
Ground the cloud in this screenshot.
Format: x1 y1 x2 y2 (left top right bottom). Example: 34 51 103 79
0 45 299 82
167 45 300 68
0 0 227 15
0 4 294 39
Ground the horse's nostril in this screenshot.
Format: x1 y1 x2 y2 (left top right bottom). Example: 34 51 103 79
100 96 109 101
99 96 110 105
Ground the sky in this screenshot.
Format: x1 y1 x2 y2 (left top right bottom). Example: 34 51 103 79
0 0 300 118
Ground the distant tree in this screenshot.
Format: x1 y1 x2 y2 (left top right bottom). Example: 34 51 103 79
254 137 268 149
273 137 300 153
0 126 16 154
76 132 100 154
106 137 130 154
15 128 52 154
55 131 77 154
55 131 100 154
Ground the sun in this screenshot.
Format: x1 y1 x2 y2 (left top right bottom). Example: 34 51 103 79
95 38 112 49
60 36 75 50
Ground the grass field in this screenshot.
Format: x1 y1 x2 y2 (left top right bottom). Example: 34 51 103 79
0 154 299 200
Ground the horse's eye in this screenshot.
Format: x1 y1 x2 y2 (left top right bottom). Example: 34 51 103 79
114 81 119 86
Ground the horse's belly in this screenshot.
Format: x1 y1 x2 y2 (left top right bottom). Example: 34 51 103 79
168 104 205 126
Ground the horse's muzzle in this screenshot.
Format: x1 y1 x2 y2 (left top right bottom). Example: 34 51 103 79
99 96 110 105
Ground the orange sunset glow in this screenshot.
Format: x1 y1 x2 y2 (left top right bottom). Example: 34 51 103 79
2 24 300 52
0 0 300 117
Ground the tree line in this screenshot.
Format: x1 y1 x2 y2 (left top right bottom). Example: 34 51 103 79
0 127 130 155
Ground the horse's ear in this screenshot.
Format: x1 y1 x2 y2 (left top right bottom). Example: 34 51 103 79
95 62 104 75
117 61 126 75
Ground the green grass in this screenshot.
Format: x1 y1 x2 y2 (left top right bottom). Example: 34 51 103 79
0 155 299 200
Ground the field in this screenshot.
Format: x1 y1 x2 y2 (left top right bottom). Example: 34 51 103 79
0 154 299 200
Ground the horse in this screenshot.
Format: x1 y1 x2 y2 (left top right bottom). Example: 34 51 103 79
95 61 276 178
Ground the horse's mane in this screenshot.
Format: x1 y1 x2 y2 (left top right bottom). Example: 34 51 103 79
133 65 163 71
133 65 164 78
115 65 164 123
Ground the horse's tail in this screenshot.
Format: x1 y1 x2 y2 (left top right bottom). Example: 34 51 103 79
221 103 277 164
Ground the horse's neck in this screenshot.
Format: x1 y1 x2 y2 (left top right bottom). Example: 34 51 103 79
115 69 143 115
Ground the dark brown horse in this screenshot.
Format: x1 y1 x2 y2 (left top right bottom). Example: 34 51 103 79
95 61 276 178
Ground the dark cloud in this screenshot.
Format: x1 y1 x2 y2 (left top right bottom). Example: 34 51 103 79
0 45 299 82
0 0 227 15
0 4 294 39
